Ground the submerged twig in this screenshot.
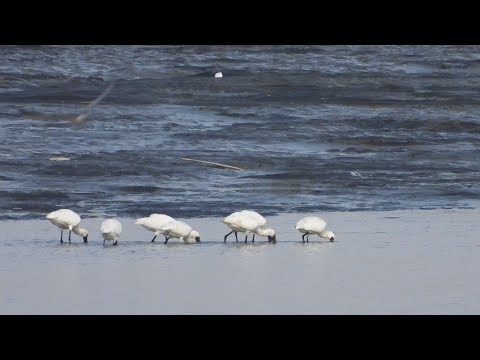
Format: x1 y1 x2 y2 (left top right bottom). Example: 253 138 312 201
182 157 245 170
73 81 116 124
19 81 116 124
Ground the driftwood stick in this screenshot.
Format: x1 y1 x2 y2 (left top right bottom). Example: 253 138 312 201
182 157 245 170
74 82 116 123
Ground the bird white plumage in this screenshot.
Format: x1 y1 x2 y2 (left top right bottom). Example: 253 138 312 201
135 213 175 242
295 216 326 233
222 210 276 243
46 208 89 243
239 210 267 227
183 230 201 244
160 220 201 244
253 226 277 243
295 216 335 242
47 208 80 229
223 211 261 233
101 219 122 246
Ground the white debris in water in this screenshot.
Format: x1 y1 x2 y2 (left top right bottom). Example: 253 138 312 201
215 72 223 78
350 171 362 177
49 156 70 161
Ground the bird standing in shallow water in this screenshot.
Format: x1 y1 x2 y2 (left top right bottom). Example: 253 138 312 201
135 214 175 242
160 220 200 244
46 209 88 244
222 210 276 244
101 219 122 246
295 216 335 243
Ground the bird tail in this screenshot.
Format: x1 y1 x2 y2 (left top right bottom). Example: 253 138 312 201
135 217 147 225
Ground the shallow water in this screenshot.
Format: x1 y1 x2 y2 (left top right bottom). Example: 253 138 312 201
1 45 480 220
1 209 479 314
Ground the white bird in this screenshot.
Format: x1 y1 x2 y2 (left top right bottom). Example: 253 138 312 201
222 211 260 243
135 214 175 242
222 210 276 243
238 210 268 243
46 209 89 244
214 72 223 78
101 219 122 246
160 220 200 244
295 216 335 243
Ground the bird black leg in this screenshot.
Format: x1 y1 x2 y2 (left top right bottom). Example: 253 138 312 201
151 235 157 242
224 231 233 243
235 232 238 242
68 230 71 243
103 239 105 246
164 237 169 244
302 233 306 243
60 231 63 244
244 235 248 244
252 234 255 243
306 235 309 243
113 240 117 246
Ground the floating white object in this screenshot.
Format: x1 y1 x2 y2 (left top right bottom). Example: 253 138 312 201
49 157 70 161
214 72 223 78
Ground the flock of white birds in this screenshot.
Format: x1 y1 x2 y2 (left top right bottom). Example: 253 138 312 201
41 72 338 247
46 208 336 246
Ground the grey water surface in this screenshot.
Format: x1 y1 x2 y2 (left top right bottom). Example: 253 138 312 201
1 209 479 314
1 45 479 220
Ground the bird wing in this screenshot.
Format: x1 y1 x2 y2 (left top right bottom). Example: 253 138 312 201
241 210 267 226
161 221 192 238
149 214 175 225
224 213 260 231
136 216 170 231
223 211 243 223
296 216 326 232
101 219 122 234
47 209 81 227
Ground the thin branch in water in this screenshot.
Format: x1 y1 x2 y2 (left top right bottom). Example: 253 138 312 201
74 81 116 123
181 157 245 170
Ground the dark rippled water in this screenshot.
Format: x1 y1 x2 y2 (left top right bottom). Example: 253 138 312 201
1 45 479 220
